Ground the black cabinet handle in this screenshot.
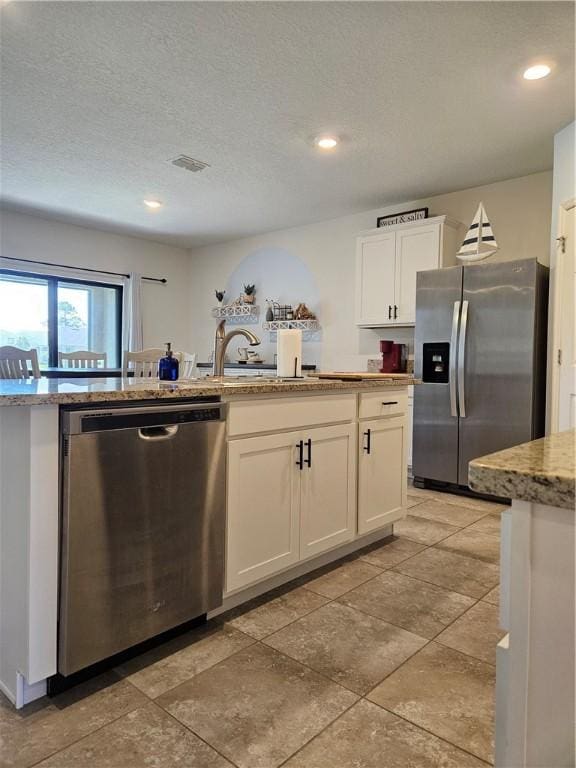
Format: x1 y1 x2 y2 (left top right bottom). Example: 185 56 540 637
382 401 398 406
305 438 312 467
296 440 304 469
388 305 392 320
363 428 371 454
394 305 398 319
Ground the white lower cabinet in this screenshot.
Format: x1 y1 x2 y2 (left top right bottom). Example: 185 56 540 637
358 416 407 534
300 423 356 560
226 391 408 594
226 423 356 592
227 431 301 593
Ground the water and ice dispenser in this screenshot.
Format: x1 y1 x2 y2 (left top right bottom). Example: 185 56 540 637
422 342 450 384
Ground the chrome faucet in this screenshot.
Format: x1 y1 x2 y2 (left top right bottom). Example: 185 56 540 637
213 319 260 376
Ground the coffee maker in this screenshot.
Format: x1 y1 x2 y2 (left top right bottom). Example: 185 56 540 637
379 340 407 373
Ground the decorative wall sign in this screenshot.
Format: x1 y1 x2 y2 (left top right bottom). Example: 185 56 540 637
377 207 429 227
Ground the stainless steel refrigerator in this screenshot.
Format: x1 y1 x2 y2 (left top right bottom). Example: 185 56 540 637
413 258 548 490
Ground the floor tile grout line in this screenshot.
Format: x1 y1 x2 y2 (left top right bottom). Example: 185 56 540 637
364 699 495 766
154 700 243 768
199 607 496 767
118 629 259 701
228 595 333 642
275 696 362 768
154 637 364 767
26 686 149 768
388 563 498 602
253 638 366 697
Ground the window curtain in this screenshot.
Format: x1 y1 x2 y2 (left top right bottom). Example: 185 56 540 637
124 272 144 352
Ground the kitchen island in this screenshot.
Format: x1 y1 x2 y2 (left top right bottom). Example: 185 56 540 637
469 431 575 768
0 374 415 707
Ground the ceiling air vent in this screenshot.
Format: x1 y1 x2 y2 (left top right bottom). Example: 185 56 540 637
170 155 210 173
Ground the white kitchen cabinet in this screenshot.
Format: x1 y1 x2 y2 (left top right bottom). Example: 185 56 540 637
227 431 301 592
300 423 356 559
355 215 460 327
358 415 407 533
355 230 396 326
227 423 356 592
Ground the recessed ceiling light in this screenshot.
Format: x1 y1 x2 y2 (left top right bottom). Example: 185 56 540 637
523 64 551 80
143 199 163 209
315 135 339 150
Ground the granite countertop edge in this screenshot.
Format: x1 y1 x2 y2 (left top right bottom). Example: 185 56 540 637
469 430 575 511
0 375 418 407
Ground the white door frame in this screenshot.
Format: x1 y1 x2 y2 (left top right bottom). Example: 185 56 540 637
549 197 576 433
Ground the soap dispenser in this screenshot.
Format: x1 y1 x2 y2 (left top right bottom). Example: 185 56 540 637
158 342 179 381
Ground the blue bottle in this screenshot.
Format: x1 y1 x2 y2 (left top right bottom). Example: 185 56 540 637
158 342 179 381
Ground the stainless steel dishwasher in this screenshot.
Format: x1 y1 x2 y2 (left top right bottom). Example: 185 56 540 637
59 400 226 676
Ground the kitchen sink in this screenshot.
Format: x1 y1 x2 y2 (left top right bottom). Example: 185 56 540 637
194 375 316 384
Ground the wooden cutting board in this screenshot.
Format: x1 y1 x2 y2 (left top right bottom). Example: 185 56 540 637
315 372 412 381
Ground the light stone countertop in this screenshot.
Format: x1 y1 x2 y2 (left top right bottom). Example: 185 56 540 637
0 375 417 407
469 430 575 510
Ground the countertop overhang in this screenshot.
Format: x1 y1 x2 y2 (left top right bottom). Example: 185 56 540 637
469 429 575 510
0 375 417 407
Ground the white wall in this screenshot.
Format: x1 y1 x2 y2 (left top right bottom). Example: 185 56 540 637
189 171 552 370
0 210 193 354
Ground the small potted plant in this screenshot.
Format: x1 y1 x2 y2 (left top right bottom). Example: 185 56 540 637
215 289 226 306
242 284 256 304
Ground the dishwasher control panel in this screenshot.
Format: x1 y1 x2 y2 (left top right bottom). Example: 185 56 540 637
61 400 226 435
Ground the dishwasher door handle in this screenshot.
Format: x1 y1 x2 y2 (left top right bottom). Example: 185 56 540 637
138 425 179 441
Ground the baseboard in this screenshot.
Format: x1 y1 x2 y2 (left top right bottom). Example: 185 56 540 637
210 525 394 617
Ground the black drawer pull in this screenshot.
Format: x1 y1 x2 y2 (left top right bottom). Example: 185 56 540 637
296 440 304 469
394 305 398 319
388 305 392 320
305 438 312 467
382 401 398 406
363 428 371 454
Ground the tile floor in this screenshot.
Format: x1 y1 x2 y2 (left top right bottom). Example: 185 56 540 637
1 487 507 768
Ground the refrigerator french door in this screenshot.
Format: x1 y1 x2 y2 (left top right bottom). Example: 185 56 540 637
413 258 548 490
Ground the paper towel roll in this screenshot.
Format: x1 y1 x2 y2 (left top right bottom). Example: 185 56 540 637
277 329 302 378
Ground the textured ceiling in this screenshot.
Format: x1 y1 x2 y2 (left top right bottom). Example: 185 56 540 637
1 1 574 247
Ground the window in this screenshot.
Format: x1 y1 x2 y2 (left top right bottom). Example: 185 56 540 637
0 270 123 368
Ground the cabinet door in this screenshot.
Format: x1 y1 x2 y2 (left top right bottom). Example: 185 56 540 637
358 416 407 534
356 232 396 326
394 224 441 324
300 423 356 559
226 432 300 592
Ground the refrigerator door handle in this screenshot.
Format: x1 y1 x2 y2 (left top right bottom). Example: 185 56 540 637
450 301 460 417
457 300 469 418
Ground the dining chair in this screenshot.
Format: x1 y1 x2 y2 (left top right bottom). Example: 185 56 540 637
180 352 197 379
0 346 41 379
123 348 183 377
59 350 107 369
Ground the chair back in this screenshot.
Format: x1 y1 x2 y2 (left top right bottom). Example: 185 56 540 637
123 348 182 378
0 346 41 379
180 352 197 379
59 351 107 369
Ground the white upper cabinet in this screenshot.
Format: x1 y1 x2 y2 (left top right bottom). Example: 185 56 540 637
355 215 460 327
355 231 396 326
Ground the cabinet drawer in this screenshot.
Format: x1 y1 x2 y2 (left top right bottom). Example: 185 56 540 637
359 390 407 420
228 394 356 436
